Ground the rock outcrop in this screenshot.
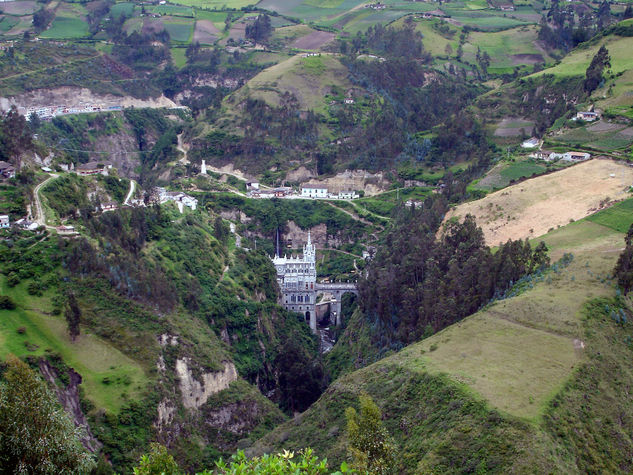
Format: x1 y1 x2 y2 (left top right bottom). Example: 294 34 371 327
176 358 238 410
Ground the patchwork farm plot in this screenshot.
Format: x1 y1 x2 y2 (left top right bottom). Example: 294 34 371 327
472 158 548 191
549 121 633 152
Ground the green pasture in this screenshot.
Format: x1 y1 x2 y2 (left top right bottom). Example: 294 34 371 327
532 35 633 78
150 4 193 17
39 16 89 38
231 53 353 112
587 197 633 233
0 278 148 414
443 7 533 30
472 159 548 191
399 218 622 422
405 18 461 57
164 20 193 43
171 47 187 67
463 25 551 69
168 0 253 8
110 2 134 18
550 123 633 152
0 16 19 33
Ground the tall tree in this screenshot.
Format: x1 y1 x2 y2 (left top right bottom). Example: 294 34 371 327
64 292 81 341
345 394 396 474
0 355 96 473
245 14 272 43
614 224 633 294
584 45 611 93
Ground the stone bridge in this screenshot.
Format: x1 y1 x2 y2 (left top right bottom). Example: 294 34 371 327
314 282 358 328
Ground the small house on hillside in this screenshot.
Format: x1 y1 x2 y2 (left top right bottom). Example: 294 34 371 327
521 137 540 149
562 151 591 162
0 161 16 179
100 202 118 212
76 161 112 176
0 215 9 228
576 111 600 122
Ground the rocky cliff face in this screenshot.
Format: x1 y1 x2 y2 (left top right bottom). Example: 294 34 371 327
38 359 102 453
176 358 239 410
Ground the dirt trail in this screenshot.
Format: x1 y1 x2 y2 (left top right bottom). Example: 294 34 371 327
176 133 189 164
325 201 375 227
124 179 136 205
33 174 58 228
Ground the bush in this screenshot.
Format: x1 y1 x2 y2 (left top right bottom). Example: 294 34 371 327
0 295 15 309
27 280 42 296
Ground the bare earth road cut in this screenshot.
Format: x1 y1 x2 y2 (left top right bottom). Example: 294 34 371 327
445 159 633 245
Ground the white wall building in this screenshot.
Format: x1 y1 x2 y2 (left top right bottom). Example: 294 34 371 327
301 186 328 198
0 215 9 228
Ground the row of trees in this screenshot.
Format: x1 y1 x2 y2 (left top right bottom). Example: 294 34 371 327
359 197 550 346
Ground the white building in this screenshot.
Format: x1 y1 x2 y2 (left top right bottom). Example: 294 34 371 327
562 151 591 162
521 137 539 148
337 190 359 199
301 186 328 199
0 215 9 228
272 232 317 329
576 111 600 122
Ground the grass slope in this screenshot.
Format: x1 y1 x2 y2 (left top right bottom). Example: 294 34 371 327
228 53 353 112
0 277 147 413
531 35 633 78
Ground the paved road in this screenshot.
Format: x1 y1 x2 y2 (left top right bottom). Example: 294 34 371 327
32 174 58 227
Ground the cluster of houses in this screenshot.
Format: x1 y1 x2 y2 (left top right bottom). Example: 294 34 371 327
154 187 198 212
76 161 113 176
245 182 360 200
26 105 122 120
0 161 16 179
366 2 387 9
530 150 591 162
246 182 293 198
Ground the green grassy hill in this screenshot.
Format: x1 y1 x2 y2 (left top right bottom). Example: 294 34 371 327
251 205 633 473
227 53 354 113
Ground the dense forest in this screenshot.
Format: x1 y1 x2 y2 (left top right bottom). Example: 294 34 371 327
358 196 550 348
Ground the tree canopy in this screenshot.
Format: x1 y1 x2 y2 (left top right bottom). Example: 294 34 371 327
0 355 95 474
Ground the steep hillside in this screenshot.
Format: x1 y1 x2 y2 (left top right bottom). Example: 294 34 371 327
0 191 325 472
251 213 633 473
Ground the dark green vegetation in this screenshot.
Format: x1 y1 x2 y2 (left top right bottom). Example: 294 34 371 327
0 356 96 473
0 199 331 472
201 194 372 255
358 198 549 348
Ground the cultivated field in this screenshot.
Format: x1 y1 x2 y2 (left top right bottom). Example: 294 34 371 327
446 159 633 245
193 20 220 44
472 158 548 191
